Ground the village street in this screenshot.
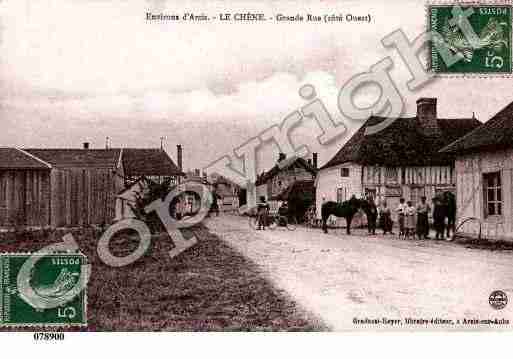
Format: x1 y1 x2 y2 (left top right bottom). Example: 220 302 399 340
205 215 513 331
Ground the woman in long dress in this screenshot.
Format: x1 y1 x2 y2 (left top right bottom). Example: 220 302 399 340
404 201 416 240
379 201 393 235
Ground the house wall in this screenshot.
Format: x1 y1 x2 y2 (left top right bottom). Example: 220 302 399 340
0 170 51 227
362 165 455 221
315 163 363 219
315 163 456 223
454 149 513 240
50 167 121 227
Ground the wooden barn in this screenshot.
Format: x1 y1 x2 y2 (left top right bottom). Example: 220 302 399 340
23 147 124 227
0 148 52 227
0 145 183 228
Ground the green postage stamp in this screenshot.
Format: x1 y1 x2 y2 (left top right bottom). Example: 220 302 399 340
0 253 87 326
429 3 512 74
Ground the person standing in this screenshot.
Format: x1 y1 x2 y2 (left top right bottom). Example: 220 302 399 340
416 196 430 240
278 201 289 226
379 201 393 235
366 196 378 235
256 196 269 230
395 198 406 238
433 197 446 240
444 192 456 239
211 191 220 217
404 201 416 240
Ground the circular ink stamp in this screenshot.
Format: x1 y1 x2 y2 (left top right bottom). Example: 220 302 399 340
489 290 508 310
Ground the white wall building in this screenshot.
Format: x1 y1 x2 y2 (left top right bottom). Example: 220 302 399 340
442 101 513 240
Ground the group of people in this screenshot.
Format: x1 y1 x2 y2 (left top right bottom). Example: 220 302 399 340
255 196 290 230
366 195 454 240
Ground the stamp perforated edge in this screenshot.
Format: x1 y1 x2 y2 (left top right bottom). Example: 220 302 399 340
0 256 3 324
0 252 88 328
426 0 513 77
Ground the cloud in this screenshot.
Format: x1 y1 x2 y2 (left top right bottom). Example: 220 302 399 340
0 0 511 171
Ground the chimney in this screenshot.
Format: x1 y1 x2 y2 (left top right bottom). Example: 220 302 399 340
176 144 183 171
278 152 286 162
83 142 90 149
416 98 440 137
307 159 312 166
312 152 318 169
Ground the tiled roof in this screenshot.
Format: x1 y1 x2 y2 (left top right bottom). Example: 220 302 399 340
0 148 51 169
441 101 513 154
321 116 481 169
122 148 184 177
24 148 121 168
21 148 183 176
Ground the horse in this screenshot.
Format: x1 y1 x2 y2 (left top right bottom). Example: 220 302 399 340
321 196 367 235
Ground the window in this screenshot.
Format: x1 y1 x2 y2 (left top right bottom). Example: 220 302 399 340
341 168 350 177
484 172 502 217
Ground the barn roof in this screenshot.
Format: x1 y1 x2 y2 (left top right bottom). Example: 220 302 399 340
441 101 513 154
24 148 121 168
0 148 51 170
321 116 481 169
121 148 184 177
20 148 183 176
255 157 317 186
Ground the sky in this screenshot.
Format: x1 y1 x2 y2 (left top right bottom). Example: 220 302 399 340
1 0 512 173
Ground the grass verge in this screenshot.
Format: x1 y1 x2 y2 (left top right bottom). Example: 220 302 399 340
0 225 325 331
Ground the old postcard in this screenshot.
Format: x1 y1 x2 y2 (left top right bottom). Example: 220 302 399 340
1 0 513 342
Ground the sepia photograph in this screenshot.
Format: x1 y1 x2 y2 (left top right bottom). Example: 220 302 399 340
0 0 513 355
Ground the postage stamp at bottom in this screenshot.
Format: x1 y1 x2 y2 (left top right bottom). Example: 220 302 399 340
0 253 87 326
